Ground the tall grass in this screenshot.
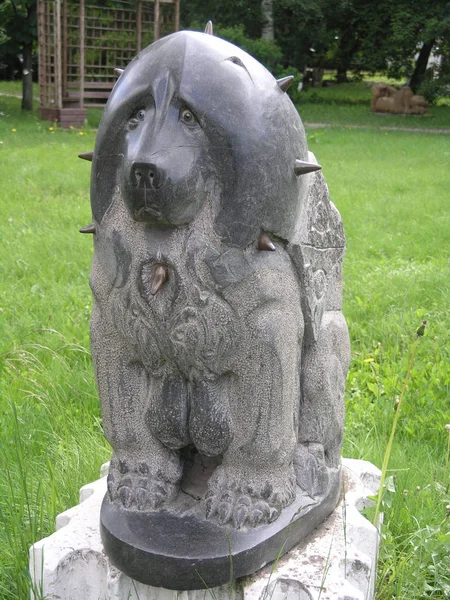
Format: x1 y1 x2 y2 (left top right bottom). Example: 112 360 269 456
0 94 110 599
0 87 449 598
309 126 450 598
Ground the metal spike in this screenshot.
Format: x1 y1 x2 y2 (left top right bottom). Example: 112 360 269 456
114 68 124 78
294 159 322 176
78 151 94 162
258 232 276 251
277 76 294 92
79 223 96 234
150 265 168 295
204 21 213 35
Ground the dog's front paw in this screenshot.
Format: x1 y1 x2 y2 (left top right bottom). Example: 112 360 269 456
204 466 296 528
107 456 180 510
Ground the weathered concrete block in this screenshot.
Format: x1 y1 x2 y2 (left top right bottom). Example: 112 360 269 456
30 458 381 600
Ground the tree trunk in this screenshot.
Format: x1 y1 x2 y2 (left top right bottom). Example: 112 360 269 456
22 42 33 111
21 1 37 112
409 39 435 93
261 0 274 41
336 66 348 83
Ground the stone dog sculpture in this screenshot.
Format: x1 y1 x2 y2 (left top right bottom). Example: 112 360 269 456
80 24 350 590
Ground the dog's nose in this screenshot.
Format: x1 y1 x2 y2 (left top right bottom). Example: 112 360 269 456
131 162 165 190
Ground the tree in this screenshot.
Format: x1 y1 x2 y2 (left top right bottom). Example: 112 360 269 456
358 0 450 91
181 0 263 38
261 0 274 41
273 0 328 71
0 0 37 111
180 0 450 90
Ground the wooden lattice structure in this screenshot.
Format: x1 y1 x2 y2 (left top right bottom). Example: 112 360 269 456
38 0 180 127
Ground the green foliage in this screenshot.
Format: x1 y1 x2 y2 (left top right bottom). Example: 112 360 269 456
0 0 37 53
273 0 327 70
183 0 450 93
419 72 450 104
181 0 263 38
381 0 450 78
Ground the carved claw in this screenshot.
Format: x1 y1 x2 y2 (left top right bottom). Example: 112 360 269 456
269 507 280 522
234 505 249 529
254 501 271 520
249 509 264 526
107 474 115 499
147 491 165 509
294 443 329 498
79 223 96 234
119 486 133 508
257 232 276 251
218 501 233 525
205 493 218 518
78 151 93 162
204 480 290 528
294 159 321 176
204 21 213 35
150 264 168 295
136 488 148 510
277 76 294 92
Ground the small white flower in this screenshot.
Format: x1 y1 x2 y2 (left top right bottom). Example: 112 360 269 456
445 424 450 433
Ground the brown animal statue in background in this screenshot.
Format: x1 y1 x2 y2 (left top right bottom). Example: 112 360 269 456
371 83 428 114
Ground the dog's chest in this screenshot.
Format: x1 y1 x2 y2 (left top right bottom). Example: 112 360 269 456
110 233 240 380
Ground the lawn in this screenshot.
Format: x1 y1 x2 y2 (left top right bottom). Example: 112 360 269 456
0 87 449 599
297 81 450 130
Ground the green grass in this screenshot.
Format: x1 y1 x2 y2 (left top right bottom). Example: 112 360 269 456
0 94 110 599
1 87 450 598
297 81 450 129
308 125 450 598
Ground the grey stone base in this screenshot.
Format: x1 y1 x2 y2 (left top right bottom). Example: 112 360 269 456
29 459 381 600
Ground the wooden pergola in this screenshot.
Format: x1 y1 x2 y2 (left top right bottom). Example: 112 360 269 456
38 0 180 127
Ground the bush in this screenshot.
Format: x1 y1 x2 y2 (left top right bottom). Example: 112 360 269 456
418 76 450 104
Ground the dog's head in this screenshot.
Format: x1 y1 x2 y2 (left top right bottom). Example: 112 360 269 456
92 31 311 246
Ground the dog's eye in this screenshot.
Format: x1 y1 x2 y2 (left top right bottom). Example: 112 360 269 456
128 109 146 131
180 107 197 126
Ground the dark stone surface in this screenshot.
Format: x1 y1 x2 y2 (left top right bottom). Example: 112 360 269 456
92 31 310 247
85 27 351 590
100 470 341 590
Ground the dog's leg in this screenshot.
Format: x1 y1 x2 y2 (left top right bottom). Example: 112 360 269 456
205 270 302 528
295 310 350 496
91 301 182 510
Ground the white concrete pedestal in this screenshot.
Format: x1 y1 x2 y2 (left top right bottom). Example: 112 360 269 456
30 459 381 600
